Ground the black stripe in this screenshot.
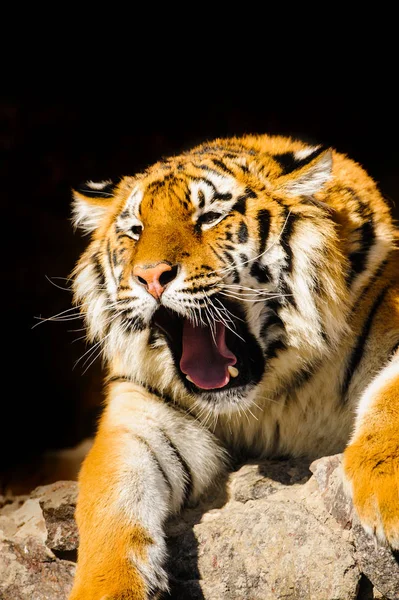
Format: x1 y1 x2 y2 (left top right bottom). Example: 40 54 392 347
145 179 166 193
261 299 285 333
92 254 106 287
279 277 296 308
141 383 188 413
121 314 147 331
266 338 286 359
272 360 323 400
237 221 248 244
274 147 325 175
134 435 173 495
160 430 194 505
257 209 271 253
107 240 119 288
181 284 216 295
347 218 375 286
112 249 119 268
233 187 257 216
289 361 320 391
191 176 232 202
237 162 249 173
243 187 257 198
223 251 239 283
209 244 226 264
212 158 234 175
116 233 135 242
198 189 205 208
280 211 297 274
233 196 247 215
349 259 388 315
250 261 272 283
341 287 388 397
213 191 233 202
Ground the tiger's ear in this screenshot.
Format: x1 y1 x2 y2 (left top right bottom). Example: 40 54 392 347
72 180 115 234
275 147 333 197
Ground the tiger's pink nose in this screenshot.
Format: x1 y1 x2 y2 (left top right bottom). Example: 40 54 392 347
133 262 178 299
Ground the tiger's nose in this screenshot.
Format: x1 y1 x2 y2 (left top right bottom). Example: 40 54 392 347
133 262 178 299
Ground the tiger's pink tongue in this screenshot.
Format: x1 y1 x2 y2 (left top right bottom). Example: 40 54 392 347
180 320 237 389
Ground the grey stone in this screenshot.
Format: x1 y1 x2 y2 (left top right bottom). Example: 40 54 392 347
166 462 360 600
310 454 353 529
353 518 399 600
32 481 79 551
1 455 398 599
0 536 75 600
311 455 399 600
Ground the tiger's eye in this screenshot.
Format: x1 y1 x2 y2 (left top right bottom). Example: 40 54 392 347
131 225 143 238
199 212 222 226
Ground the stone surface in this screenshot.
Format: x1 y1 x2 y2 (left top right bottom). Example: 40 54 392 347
166 460 360 600
32 481 79 551
0 456 398 599
310 453 353 529
353 518 399 600
0 536 75 600
0 486 76 600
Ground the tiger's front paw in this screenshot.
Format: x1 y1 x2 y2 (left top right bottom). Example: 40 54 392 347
69 525 168 600
343 439 399 549
69 564 167 600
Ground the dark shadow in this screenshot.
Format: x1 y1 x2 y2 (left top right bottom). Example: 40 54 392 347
165 472 230 600
52 548 78 563
256 455 313 485
356 574 375 600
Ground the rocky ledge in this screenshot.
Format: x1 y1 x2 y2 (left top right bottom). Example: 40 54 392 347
0 455 398 600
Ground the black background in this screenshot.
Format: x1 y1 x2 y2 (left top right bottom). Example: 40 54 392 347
2 90 398 478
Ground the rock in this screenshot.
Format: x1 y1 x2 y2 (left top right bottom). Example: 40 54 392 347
309 453 353 529
0 536 75 600
1 456 398 599
32 481 79 551
0 486 76 600
311 455 398 600
167 460 360 600
353 518 399 600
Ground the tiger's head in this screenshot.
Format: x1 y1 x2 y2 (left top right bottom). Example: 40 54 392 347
72 135 351 414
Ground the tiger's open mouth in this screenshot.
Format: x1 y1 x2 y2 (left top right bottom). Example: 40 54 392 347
152 304 264 393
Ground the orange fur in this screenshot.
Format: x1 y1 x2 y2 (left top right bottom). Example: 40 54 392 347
343 375 399 546
70 427 150 600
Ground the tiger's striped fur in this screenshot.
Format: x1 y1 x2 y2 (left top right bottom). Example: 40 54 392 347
69 134 399 600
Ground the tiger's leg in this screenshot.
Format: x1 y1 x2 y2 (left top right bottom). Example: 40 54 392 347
69 381 227 600
343 355 399 548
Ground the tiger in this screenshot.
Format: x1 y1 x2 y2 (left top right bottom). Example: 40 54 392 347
68 134 399 600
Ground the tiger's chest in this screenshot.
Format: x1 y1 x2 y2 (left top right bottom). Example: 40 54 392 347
213 361 353 460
